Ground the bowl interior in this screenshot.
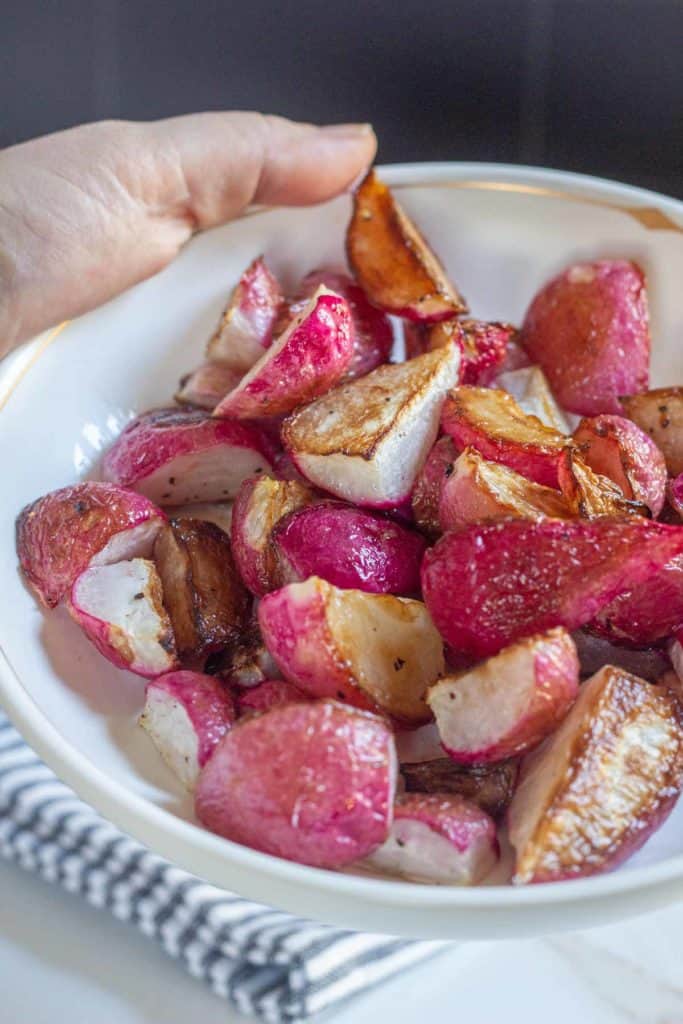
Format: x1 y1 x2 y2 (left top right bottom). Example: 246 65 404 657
1 163 683 938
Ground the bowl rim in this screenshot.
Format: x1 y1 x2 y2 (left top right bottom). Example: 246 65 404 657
1 160 682 914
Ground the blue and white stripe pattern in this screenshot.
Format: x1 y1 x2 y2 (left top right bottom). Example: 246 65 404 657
0 712 445 1021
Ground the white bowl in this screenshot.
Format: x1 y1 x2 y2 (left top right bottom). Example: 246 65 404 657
1 163 682 940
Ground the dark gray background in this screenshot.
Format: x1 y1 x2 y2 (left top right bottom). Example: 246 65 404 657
3 0 682 197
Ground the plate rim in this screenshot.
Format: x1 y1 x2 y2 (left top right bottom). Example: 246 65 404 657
2 160 683 920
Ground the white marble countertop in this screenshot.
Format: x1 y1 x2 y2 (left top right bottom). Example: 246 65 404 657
3 855 683 1024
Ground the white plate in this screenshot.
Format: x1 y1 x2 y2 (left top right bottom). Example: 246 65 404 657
1 163 682 940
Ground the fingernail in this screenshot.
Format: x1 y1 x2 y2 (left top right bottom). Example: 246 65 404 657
318 122 374 140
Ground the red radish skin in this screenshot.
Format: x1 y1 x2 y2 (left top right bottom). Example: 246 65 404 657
425 318 518 386
573 414 667 516
140 671 236 789
69 558 178 677
213 288 353 419
102 408 274 506
258 576 444 723
206 256 284 370
670 474 683 518
421 518 683 659
292 268 393 378
271 502 426 595
519 259 650 416
236 680 311 717
175 362 243 410
16 481 166 608
427 629 579 764
589 554 683 647
441 386 567 488
195 700 397 869
366 793 499 884
411 436 458 537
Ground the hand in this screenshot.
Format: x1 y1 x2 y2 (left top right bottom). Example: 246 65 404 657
0 113 376 357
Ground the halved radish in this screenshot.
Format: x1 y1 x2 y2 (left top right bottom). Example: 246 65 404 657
366 794 498 884
427 629 579 763
139 671 236 789
573 414 667 516
206 256 284 369
16 482 166 608
69 558 178 677
213 287 353 419
557 449 647 519
102 408 274 505
282 347 460 508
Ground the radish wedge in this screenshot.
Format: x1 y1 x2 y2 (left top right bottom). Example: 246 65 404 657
346 170 467 322
102 408 274 505
573 414 667 516
620 387 683 477
427 629 579 763
509 666 683 883
258 576 444 723
206 256 284 370
69 558 178 677
140 671 236 789
282 347 460 508
195 700 397 868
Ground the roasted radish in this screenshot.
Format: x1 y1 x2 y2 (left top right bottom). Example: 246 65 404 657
620 387 683 477
69 558 178 677
206 256 284 369
509 666 683 883
102 408 274 505
271 502 426 595
153 517 249 660
441 386 567 488
282 347 460 508
230 476 318 596
496 365 570 433
422 517 683 658
213 621 281 688
439 447 570 530
410 435 458 537
557 449 648 519
366 794 498 884
424 318 517 386
175 362 243 410
519 259 650 415
589 554 683 647
427 629 579 763
173 502 233 534
346 169 467 322
401 758 518 819
573 414 667 516
258 576 445 723
195 700 397 868
139 671 236 789
17 482 166 608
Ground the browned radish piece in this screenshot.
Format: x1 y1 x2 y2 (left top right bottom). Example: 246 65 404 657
213 621 281 688
366 794 498 884
424 318 518 386
258 576 445 723
230 476 318 596
213 288 353 419
346 169 467 322
139 671 236 789
557 449 648 519
589 554 683 647
282 347 460 508
236 679 311 718
428 629 579 764
620 388 683 477
573 414 667 516
439 448 570 531
102 408 274 506
154 518 250 660
519 259 650 416
172 502 233 534
195 700 397 868
421 517 683 659
271 502 426 595
16 482 166 608
572 629 671 682
509 666 683 884
441 386 567 488
669 474 683 518
495 366 570 433
291 268 393 378
69 559 178 677
401 758 519 819
411 436 458 538
175 362 243 410
206 256 284 370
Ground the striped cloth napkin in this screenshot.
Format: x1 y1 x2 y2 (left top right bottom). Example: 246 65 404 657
0 711 446 1021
